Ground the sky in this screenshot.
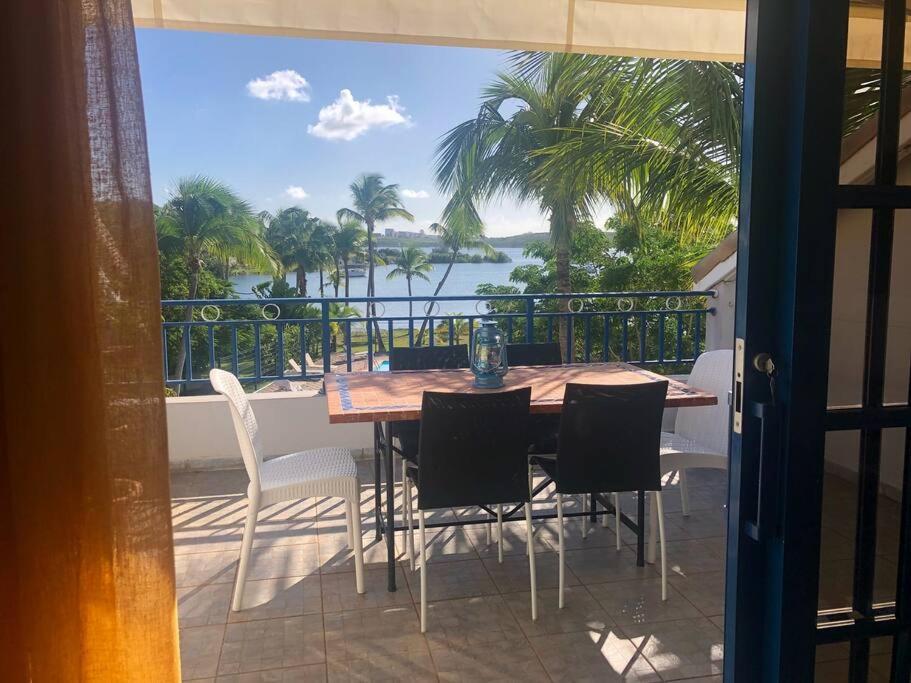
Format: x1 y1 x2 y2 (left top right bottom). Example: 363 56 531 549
136 29 593 237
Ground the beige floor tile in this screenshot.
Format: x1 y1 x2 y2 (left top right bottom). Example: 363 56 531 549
660 510 727 542
588 578 702 626
179 584 233 628
483 550 580 593
564 545 657 585
175 530 244 556
245 545 320 581
180 625 225 680
229 576 322 621
405 557 497 601
406 524 481 564
218 616 326 675
662 539 726 577
175 550 238 588
321 566 413 612
431 635 549 681
537 513 639 552
323 606 436 680
215 664 327 682
667 571 725 617
317 532 403 574
423 595 549 681
528 628 661 682
503 586 614 638
620 617 723 680
422 594 523 648
466 519 535 558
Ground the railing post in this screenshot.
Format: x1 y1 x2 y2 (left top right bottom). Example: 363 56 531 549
321 300 331 374
525 298 534 343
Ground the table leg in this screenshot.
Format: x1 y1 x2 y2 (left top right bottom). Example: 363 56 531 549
589 493 597 524
384 421 397 592
373 424 382 540
636 490 645 567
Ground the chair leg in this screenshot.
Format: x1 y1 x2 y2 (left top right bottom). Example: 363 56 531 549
345 498 353 549
350 497 365 594
419 509 427 633
497 504 504 564
602 493 610 528
613 493 622 550
404 474 415 571
581 494 588 539
655 491 667 601
527 464 534 557
648 492 658 565
556 493 565 609
679 469 691 517
231 494 260 611
525 502 537 621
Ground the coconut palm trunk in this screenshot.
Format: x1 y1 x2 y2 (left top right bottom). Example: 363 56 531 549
295 266 307 297
342 256 351 298
365 219 387 353
416 256 455 346
173 261 201 394
553 214 573 361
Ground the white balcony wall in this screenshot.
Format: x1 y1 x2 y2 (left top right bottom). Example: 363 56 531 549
167 393 373 470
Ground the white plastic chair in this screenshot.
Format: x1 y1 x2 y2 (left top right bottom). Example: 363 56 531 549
209 369 365 610
657 348 733 517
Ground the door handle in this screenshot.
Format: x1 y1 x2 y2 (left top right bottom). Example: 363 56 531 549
743 400 780 542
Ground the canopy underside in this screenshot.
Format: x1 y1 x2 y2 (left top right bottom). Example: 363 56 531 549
133 0 909 67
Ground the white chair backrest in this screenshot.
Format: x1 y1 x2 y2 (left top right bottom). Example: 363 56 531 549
209 369 263 489
674 349 735 456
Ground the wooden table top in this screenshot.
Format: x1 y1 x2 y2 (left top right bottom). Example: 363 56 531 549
325 362 717 424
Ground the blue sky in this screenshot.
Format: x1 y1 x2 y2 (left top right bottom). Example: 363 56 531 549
136 30 565 237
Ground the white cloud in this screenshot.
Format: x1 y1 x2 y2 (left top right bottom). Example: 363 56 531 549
308 89 411 141
402 189 430 199
284 185 309 200
247 70 311 102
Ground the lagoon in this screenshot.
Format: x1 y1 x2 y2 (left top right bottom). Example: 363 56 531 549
230 247 543 320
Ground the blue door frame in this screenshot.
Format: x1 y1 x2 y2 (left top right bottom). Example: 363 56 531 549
728 0 911 680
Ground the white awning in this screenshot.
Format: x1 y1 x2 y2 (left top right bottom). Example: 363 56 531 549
132 0 906 67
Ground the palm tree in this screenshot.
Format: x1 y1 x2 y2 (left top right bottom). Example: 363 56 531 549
434 54 606 355
386 246 433 319
337 174 414 352
312 220 337 297
155 175 274 387
332 219 367 298
262 207 323 296
414 206 490 345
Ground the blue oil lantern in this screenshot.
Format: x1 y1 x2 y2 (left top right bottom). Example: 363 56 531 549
471 319 508 388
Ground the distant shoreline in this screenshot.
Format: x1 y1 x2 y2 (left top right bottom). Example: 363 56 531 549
376 231 549 249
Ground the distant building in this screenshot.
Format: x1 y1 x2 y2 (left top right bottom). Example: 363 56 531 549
385 228 395 237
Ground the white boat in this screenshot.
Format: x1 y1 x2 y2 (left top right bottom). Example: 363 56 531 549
347 265 367 278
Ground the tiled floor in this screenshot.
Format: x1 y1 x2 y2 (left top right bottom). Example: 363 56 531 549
173 462 897 681
173 463 728 681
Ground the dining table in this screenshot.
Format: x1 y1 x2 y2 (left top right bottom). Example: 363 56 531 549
325 361 718 592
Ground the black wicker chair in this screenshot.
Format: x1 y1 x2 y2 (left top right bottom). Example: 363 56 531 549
506 342 562 455
388 345 470 465
532 380 669 607
403 387 537 631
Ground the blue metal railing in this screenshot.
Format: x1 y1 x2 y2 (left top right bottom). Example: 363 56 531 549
161 291 715 390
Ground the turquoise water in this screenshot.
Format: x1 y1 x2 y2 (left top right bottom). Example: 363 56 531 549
231 247 542 321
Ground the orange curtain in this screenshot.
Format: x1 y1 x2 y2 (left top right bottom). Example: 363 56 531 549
0 1 179 680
